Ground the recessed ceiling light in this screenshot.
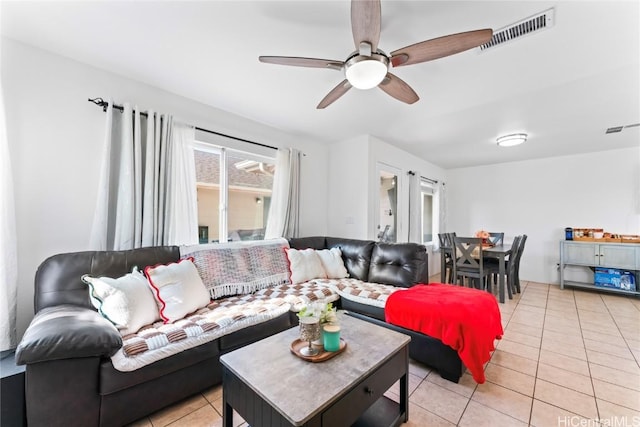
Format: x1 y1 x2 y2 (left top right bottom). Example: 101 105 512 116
496 133 527 147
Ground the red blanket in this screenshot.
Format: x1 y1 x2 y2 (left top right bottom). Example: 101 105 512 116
385 283 503 383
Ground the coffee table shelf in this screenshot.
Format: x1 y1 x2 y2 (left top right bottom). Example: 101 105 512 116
354 396 405 427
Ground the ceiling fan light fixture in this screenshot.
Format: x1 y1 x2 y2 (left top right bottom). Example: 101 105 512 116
496 133 527 147
260 1 492 107
345 54 388 90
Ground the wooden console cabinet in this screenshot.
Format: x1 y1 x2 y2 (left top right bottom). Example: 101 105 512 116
559 240 640 296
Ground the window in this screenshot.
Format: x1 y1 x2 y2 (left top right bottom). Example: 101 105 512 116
194 144 275 243
421 180 435 244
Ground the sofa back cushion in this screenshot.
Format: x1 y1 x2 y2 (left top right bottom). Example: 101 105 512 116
368 242 429 287
288 236 327 250
34 246 181 312
326 237 375 281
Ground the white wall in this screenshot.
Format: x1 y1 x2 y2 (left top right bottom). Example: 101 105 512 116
328 135 447 277
2 38 329 340
327 135 370 239
446 147 640 285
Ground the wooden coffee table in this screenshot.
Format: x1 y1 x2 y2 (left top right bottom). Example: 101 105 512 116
220 312 410 427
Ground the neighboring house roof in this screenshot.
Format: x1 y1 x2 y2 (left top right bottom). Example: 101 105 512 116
195 150 274 190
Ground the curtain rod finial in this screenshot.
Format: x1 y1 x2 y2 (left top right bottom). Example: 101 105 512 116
88 97 108 112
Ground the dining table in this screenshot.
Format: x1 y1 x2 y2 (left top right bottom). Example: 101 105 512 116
440 242 513 303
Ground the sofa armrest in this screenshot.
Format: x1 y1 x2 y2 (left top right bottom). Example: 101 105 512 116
16 305 122 365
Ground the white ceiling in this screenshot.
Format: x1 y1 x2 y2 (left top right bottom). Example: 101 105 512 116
2 0 639 169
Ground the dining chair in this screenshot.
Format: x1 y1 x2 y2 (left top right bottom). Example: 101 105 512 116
452 237 491 290
487 232 504 246
445 232 457 283
511 235 528 293
438 233 454 283
486 236 521 298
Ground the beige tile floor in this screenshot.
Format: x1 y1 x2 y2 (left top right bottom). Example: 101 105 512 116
129 280 640 427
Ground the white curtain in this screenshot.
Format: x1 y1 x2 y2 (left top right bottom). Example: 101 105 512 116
165 123 198 245
264 148 301 239
439 181 447 236
90 102 198 250
0 82 17 351
432 183 441 251
407 171 422 243
89 102 112 250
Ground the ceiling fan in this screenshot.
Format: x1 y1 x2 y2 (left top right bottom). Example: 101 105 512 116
259 0 493 109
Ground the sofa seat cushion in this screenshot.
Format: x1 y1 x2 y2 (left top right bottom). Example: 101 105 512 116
254 280 340 311
328 278 405 308
110 295 291 372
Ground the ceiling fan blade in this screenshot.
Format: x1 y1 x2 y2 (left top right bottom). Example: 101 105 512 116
259 56 343 70
378 73 419 104
351 0 381 52
317 80 352 109
390 29 493 67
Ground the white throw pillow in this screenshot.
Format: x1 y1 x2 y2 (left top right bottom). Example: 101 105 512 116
144 257 211 323
316 248 349 279
286 248 327 284
82 267 160 335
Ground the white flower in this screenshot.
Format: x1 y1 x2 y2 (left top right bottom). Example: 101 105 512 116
298 302 337 324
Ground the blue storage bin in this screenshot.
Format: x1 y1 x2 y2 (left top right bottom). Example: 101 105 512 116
595 268 636 291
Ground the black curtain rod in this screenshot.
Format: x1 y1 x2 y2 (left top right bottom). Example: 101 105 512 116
88 97 278 151
407 170 438 184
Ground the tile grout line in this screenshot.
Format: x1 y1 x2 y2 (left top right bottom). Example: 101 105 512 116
526 281 549 427
463 282 531 425
580 292 606 421
543 288 640 419
605 295 640 369
585 292 640 418
537 284 598 421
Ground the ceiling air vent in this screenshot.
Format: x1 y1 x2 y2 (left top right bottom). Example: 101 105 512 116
606 123 640 134
479 8 555 51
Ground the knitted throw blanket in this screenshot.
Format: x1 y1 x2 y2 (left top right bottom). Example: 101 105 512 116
111 294 291 371
327 278 404 308
181 239 291 299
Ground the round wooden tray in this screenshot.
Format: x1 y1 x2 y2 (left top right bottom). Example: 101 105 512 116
290 338 347 362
